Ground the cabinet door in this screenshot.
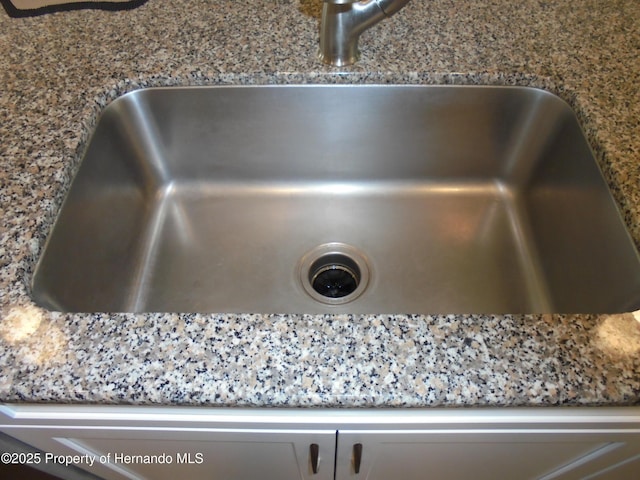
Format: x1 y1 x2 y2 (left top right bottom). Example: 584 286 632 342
335 430 640 480
5 426 336 480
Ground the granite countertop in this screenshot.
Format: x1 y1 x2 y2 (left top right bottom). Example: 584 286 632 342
0 0 639 407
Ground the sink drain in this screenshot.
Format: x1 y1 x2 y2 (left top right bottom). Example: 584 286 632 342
310 254 360 298
299 243 370 305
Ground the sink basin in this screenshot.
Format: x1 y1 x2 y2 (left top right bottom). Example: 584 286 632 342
32 85 640 313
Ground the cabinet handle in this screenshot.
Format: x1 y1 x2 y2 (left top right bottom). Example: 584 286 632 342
310 443 320 474
353 443 363 474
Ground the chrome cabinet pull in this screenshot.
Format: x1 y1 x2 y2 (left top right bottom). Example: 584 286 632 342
310 443 320 474
353 443 363 474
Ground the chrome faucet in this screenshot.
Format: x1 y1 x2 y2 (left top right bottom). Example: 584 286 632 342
318 0 411 66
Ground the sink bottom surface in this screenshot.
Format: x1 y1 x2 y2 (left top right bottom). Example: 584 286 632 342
134 181 543 313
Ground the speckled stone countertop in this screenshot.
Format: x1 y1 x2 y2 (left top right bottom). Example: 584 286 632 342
0 0 639 407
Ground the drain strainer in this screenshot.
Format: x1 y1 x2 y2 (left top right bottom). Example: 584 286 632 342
299 243 370 305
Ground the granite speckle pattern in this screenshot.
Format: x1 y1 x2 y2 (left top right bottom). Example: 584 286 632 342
0 0 639 407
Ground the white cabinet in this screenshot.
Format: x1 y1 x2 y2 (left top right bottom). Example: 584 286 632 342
335 429 640 479
63 431 334 480
2 405 640 480
0 406 335 480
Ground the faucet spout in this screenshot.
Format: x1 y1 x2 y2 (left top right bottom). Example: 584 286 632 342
319 0 411 66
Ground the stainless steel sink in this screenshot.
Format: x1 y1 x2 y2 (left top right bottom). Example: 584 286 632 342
32 85 640 313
